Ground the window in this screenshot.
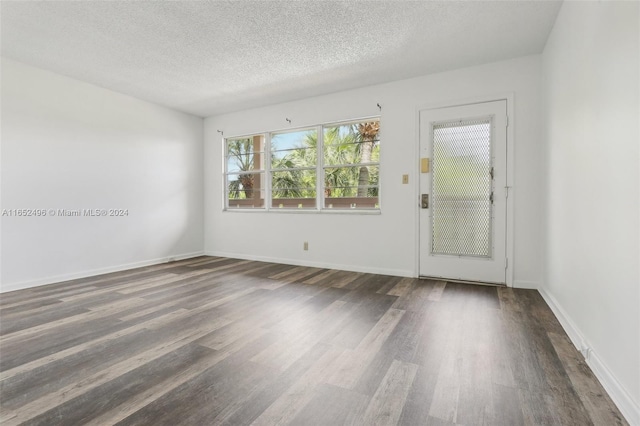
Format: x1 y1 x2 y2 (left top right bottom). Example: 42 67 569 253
323 120 379 209
224 118 380 212
271 129 317 209
225 135 265 209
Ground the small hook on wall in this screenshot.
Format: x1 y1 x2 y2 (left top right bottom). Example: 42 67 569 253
217 130 224 136
285 118 292 124
377 103 382 111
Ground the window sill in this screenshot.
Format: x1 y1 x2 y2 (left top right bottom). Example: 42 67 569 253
223 208 381 215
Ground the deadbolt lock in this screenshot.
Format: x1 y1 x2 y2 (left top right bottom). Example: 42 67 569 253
421 194 429 209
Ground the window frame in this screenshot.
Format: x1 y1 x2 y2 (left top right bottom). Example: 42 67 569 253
224 134 267 210
222 116 381 214
320 118 381 210
270 127 319 210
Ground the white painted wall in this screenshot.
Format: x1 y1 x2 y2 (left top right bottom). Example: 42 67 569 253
541 1 640 423
1 59 204 292
205 55 543 286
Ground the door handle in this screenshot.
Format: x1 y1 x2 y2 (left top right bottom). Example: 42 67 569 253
421 194 429 209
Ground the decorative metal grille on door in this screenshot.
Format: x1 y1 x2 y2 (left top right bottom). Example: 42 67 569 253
431 118 493 258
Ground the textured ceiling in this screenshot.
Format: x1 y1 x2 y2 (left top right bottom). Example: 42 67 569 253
1 1 562 117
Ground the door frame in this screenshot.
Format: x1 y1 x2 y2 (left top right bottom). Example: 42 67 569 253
414 93 515 287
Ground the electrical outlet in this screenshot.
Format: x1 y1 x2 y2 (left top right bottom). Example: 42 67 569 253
402 174 409 184
303 241 308 251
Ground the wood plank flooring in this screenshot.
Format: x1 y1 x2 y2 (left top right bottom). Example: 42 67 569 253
0 256 627 425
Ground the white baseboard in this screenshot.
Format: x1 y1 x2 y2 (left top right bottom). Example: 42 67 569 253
206 251 414 278
513 280 539 289
539 287 640 425
0 251 205 293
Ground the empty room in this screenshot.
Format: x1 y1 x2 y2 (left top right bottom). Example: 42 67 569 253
1 1 638 425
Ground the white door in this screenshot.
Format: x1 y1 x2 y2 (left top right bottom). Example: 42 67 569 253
419 100 508 284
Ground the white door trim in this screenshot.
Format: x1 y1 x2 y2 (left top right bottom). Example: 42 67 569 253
414 93 515 287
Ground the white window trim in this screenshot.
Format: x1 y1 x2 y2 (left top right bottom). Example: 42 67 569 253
269 126 319 211
223 116 381 213
223 133 266 210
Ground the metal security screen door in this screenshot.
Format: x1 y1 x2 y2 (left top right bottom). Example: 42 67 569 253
419 101 508 284
432 118 492 257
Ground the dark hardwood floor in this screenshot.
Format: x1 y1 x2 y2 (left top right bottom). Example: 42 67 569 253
0 256 627 425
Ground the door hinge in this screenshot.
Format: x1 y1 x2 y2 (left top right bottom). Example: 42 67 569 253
505 258 508 269
505 186 510 199
506 116 509 127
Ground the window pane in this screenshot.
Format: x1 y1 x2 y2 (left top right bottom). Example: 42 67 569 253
323 121 380 166
226 136 265 173
324 165 379 196
226 172 265 209
270 129 317 209
272 168 316 209
271 169 316 198
322 120 380 210
271 129 317 169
